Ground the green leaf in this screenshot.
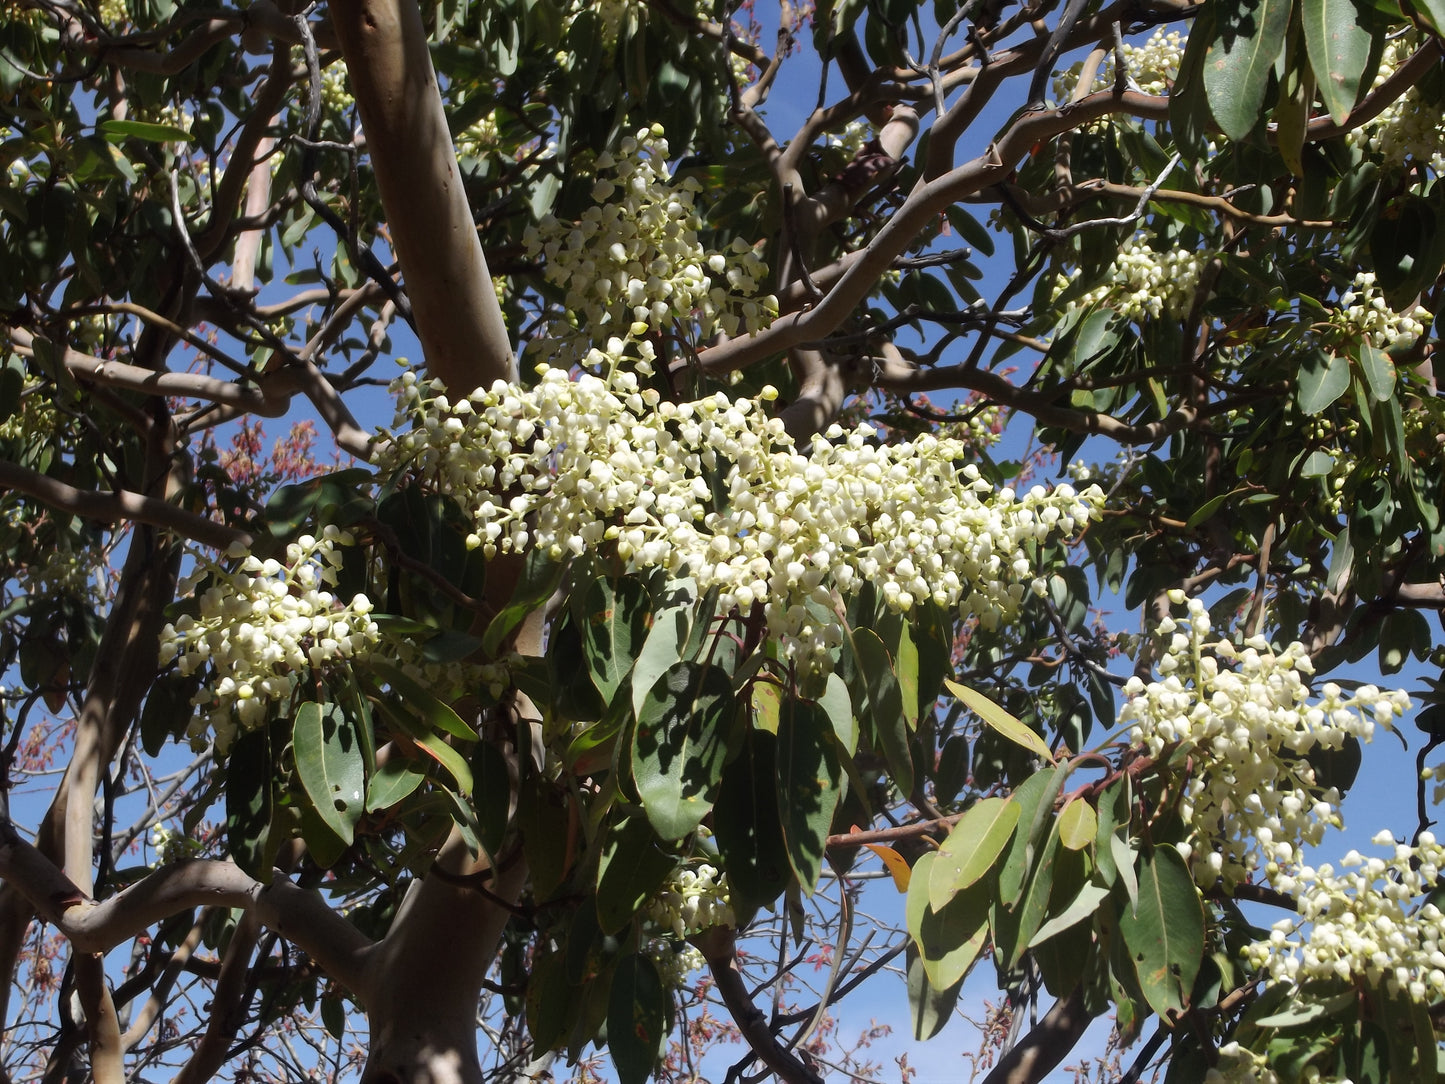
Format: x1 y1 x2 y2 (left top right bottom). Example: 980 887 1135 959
1297 348 1351 415
99 118 192 143
929 796 1022 911
907 853 990 989
293 701 366 846
1203 0 1292 141
581 575 652 700
906 944 962 1041
1358 343 1397 402
1010 822 1062 968
596 814 675 934
225 725 275 879
776 698 843 895
713 730 792 918
374 698 473 795
369 663 479 741
998 767 1064 906
365 756 426 813
1058 799 1097 851
630 581 695 719
608 954 668 1084
1030 882 1112 947
526 950 576 1052
817 672 857 756
1372 194 1442 310
1117 846 1205 1018
1303 0 1374 123
1409 0 1445 37
632 662 735 839
851 627 913 794
946 680 1055 763
483 549 566 657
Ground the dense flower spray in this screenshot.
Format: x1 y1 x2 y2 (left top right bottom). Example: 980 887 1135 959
1122 595 1409 890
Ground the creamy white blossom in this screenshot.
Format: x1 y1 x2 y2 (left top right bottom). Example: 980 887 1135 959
378 355 1101 672
158 529 380 752
1349 34 1445 172
1327 271 1432 352
523 124 776 367
1052 27 1185 101
1122 596 1409 889
1246 832 1445 1003
646 861 735 940
1068 231 1207 321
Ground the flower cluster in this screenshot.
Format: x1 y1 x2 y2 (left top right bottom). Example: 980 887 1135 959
1245 831 1445 1003
158 529 380 752
646 862 735 940
522 125 776 367
320 64 353 116
1327 271 1432 351
378 354 1100 670
455 113 501 160
1349 35 1445 173
645 938 707 987
1121 596 1410 889
1052 28 1186 101
1070 232 1206 321
149 824 203 864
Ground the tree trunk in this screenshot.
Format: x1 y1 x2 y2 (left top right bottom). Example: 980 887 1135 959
358 847 529 1084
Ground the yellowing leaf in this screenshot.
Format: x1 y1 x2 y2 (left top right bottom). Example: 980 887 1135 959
945 680 1055 763
861 836 912 891
1058 799 1097 851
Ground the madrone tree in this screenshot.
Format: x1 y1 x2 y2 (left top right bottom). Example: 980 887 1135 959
3 0 1445 1080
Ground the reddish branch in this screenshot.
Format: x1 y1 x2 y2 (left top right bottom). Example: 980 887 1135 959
697 927 825 1084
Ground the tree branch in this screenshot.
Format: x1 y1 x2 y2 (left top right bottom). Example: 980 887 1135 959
697 927 824 1084
328 0 515 391
0 832 373 996
980 985 1092 1084
0 460 252 550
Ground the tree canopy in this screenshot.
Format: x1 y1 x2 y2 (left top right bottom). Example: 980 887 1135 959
3 0 1445 1081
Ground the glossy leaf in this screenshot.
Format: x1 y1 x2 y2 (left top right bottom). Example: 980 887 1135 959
907 944 961 1041
608 953 667 1084
630 587 693 719
1297 348 1351 415
632 662 734 839
818 672 857 756
713 730 792 916
375 698 474 796
366 756 426 813
907 852 990 989
1118 846 1205 1018
776 698 843 895
225 725 275 879
1303 0 1374 123
1203 0 1291 140
483 548 566 657
293 701 365 845
581 575 651 700
1029 882 1112 947
929 796 1022 911
596 814 676 933
1358 343 1397 403
998 768 1064 907
946 680 1054 763
852 627 913 794
370 662 479 740
1009 822 1062 969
